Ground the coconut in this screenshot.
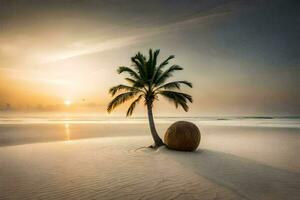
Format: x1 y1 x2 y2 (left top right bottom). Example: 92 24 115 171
164 121 201 151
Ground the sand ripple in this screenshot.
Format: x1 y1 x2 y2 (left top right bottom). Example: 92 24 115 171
0 137 299 200
0 137 245 200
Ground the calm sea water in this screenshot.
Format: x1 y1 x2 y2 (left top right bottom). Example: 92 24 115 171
0 112 300 128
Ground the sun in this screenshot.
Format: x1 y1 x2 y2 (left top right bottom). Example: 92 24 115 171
64 99 72 106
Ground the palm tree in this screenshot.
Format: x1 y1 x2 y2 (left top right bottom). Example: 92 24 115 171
107 49 193 148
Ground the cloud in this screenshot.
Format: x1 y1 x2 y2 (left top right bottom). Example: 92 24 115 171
0 0 242 66
45 10 234 62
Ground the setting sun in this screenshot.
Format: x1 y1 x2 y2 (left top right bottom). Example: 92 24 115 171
64 100 72 106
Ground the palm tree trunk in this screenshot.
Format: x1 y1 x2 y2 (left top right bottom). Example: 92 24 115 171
146 102 164 147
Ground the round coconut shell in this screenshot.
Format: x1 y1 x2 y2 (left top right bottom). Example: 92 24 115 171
164 121 201 151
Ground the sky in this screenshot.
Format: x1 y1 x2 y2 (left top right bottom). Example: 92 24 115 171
0 0 299 116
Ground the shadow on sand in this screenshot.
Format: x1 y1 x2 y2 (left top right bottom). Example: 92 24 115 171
158 148 300 200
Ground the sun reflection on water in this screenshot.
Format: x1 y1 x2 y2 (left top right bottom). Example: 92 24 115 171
64 123 71 142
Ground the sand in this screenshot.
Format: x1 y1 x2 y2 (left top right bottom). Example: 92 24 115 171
0 137 242 200
0 117 300 200
0 135 299 200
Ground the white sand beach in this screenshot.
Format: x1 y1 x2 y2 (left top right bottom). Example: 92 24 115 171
0 119 300 200
0 137 244 200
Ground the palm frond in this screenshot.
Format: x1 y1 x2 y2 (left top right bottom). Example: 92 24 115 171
154 81 192 91
117 66 140 80
158 55 174 69
131 52 147 79
152 49 160 69
109 84 142 96
148 49 153 67
107 91 140 113
158 90 193 103
155 65 183 86
125 78 145 88
152 54 174 82
126 94 143 116
146 49 161 82
146 49 154 80
157 90 193 111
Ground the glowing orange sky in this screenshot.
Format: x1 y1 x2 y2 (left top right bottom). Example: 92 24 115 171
0 0 299 116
